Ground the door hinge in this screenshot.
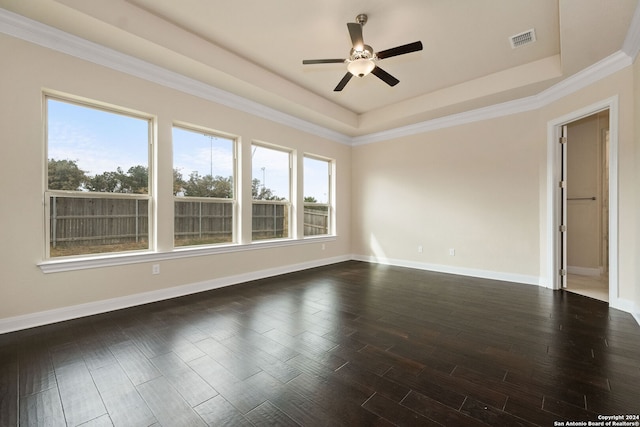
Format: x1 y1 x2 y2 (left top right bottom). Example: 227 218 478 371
559 224 567 232
559 269 567 276
559 180 566 188
559 136 567 144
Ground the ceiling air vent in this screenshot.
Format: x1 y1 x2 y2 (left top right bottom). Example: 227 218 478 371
510 29 536 48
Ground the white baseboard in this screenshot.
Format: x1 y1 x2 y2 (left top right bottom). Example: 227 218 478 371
2 254 637 334
355 255 640 327
351 255 541 286
0 255 350 334
609 298 640 326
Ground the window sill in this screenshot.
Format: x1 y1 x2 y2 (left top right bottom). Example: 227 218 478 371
37 235 337 273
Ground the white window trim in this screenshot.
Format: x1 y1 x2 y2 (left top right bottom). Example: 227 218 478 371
37 235 337 273
172 123 239 248
38 93 339 273
251 141 294 241
303 153 335 237
44 92 155 259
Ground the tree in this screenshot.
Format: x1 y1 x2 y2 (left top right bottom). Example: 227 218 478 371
85 165 148 193
252 178 283 200
181 172 233 198
173 169 186 195
85 170 120 192
304 196 317 203
123 165 148 194
48 159 87 190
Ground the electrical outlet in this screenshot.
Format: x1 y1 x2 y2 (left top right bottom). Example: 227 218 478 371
449 248 455 256
152 264 160 275
321 243 326 250
417 245 423 253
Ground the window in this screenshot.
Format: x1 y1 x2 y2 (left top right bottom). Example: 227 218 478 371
173 126 236 247
45 96 152 258
251 143 291 241
303 155 333 236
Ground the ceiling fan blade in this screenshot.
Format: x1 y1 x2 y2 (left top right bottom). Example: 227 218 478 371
347 22 365 49
371 66 400 87
334 72 353 91
376 41 423 60
303 59 346 64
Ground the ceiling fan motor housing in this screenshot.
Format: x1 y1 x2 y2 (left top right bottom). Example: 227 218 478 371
350 45 374 60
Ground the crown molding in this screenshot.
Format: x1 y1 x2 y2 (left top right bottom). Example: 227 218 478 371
351 95 539 146
1 6 638 147
536 50 633 106
353 49 633 145
0 8 352 145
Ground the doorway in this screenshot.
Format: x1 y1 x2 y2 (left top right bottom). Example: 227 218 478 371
564 112 609 301
547 97 618 304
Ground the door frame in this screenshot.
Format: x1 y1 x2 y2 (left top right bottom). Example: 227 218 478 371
546 96 618 303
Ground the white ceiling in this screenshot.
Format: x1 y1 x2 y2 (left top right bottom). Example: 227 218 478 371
1 0 638 136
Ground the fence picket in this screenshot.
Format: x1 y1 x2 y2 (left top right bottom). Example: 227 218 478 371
49 197 329 254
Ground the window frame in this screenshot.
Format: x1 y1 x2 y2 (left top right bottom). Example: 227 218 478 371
43 92 155 259
250 141 293 242
303 154 335 237
37 92 338 274
172 123 238 248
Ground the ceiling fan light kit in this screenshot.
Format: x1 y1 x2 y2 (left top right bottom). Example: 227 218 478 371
302 14 423 91
347 58 375 77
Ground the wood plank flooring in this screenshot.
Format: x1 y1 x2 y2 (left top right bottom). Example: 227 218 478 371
1 261 639 426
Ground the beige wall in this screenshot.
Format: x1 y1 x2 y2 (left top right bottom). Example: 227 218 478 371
1 31 638 328
352 67 637 308
352 112 542 280
0 35 352 323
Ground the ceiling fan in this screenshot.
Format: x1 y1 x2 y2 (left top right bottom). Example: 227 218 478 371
302 14 423 92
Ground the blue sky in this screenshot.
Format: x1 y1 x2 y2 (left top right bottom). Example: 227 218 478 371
173 127 234 181
48 98 330 202
251 144 290 200
47 99 148 177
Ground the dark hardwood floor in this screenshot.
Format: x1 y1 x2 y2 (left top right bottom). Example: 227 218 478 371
1 261 639 426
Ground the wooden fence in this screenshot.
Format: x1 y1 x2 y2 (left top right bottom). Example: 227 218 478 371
50 196 149 248
174 199 234 245
50 197 329 251
253 202 292 240
304 205 329 236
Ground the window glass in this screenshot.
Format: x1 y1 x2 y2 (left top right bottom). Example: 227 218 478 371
252 144 291 240
46 97 151 257
304 156 332 236
173 126 235 247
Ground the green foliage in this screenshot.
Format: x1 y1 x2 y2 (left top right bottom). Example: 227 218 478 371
125 165 148 194
48 160 282 200
179 172 233 198
304 196 317 203
252 178 284 200
85 170 120 192
85 166 148 193
48 159 149 193
173 169 185 195
48 159 88 191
